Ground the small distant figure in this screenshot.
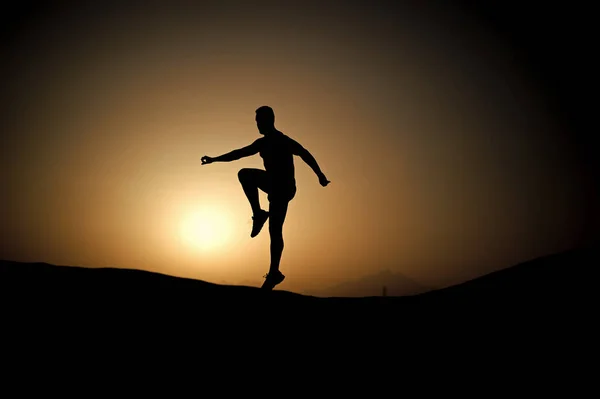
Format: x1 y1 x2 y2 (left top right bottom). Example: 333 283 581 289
201 106 330 290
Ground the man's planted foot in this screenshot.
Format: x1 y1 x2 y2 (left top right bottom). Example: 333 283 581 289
261 271 285 290
250 210 269 238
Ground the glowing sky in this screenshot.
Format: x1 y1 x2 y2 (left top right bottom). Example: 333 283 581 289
1 1 594 295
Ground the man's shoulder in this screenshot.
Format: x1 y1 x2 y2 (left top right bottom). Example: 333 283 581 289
278 132 299 144
262 131 300 148
264 131 294 143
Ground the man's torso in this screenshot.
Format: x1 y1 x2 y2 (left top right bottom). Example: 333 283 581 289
258 132 296 188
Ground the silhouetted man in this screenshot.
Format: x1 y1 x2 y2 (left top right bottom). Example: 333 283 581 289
201 106 330 290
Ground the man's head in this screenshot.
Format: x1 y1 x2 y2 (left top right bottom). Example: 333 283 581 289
255 106 275 134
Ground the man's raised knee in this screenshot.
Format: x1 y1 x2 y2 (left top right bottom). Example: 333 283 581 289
238 168 250 182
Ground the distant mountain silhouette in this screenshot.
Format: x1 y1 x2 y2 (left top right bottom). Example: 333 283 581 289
310 269 430 298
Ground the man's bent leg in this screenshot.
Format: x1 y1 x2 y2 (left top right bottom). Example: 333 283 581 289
238 168 269 215
238 168 270 238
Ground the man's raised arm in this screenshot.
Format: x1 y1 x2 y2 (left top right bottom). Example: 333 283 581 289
291 140 330 187
201 139 261 164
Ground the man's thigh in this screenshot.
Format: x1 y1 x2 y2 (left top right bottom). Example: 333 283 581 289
243 168 271 194
267 185 296 204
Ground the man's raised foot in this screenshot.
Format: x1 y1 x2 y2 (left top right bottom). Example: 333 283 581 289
250 210 269 238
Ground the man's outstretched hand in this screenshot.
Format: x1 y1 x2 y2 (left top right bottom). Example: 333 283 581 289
319 174 331 187
201 156 214 165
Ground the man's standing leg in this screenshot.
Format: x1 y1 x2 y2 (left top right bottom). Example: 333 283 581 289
261 199 289 289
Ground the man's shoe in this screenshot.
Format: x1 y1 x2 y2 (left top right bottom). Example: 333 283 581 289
250 210 269 238
261 271 285 290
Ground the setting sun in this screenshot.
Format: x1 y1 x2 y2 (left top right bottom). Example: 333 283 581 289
179 208 233 252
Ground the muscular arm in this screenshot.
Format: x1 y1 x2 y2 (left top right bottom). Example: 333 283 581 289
212 140 261 162
291 140 327 180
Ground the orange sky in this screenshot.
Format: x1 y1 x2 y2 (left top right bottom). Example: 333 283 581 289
1 1 593 295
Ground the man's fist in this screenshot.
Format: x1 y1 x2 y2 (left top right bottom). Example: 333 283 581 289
319 174 330 187
201 156 214 165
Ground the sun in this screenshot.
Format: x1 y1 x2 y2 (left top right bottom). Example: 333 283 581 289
179 207 233 252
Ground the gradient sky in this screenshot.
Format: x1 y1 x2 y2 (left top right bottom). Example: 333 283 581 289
1 1 595 294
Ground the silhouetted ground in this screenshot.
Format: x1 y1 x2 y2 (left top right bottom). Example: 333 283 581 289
2 247 596 328
0 245 600 353
1 247 597 375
